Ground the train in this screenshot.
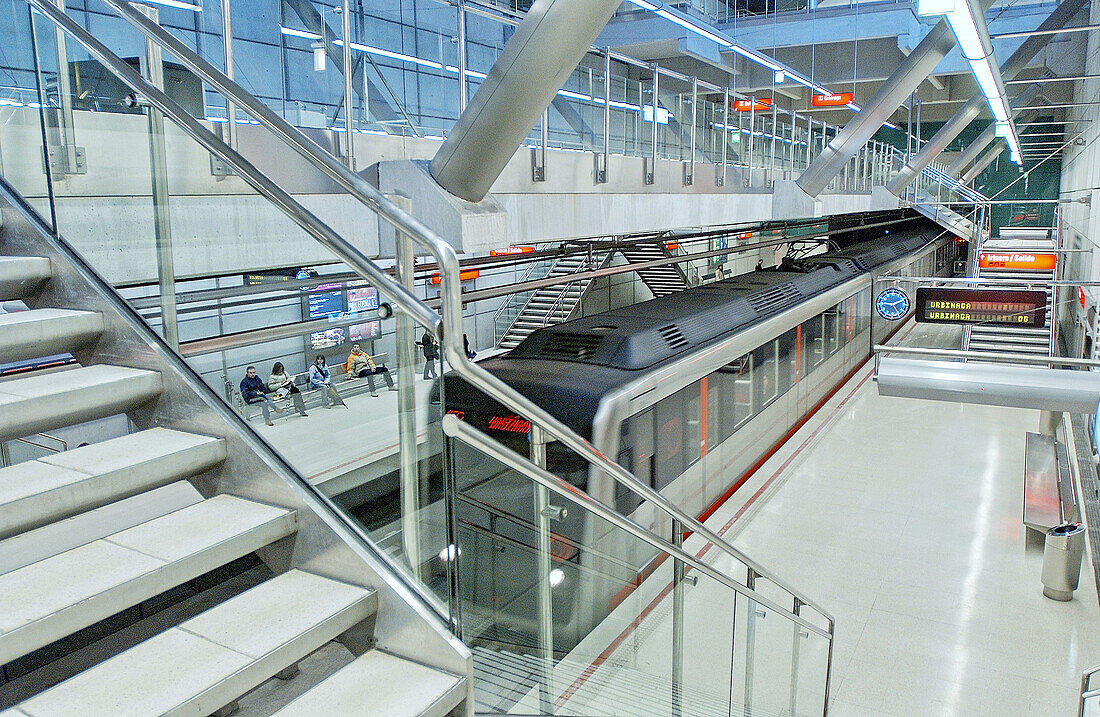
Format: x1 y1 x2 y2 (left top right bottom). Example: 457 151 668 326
434 216 959 651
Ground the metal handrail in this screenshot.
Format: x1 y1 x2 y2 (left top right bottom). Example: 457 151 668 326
55 0 835 629
15 432 67 453
1080 664 1100 717
872 344 1100 368
441 414 832 639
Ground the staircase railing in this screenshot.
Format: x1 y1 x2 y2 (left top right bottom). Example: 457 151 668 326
1082 664 1100 717
18 1 836 711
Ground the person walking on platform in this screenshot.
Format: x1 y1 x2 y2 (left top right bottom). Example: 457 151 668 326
309 355 347 408
346 343 395 397
267 362 307 417
241 365 282 426
421 331 439 380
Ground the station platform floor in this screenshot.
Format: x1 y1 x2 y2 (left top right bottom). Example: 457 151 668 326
525 320 1100 716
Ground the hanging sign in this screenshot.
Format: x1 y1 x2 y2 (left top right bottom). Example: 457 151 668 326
977 252 1057 271
489 246 535 256
915 287 1048 327
431 269 479 285
811 92 854 107
734 98 772 112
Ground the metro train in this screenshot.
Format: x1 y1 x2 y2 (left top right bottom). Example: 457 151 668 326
436 218 958 650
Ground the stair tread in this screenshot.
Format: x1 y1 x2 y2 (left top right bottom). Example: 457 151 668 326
0 495 297 663
272 650 464 717
0 365 162 441
5 570 375 717
0 257 51 298
0 428 227 539
0 309 104 364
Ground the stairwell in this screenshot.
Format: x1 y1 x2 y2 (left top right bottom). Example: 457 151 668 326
617 240 689 298
0 193 470 715
497 250 611 350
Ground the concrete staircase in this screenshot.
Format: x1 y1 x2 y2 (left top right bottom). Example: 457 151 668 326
617 240 688 298
0 209 468 714
497 251 611 350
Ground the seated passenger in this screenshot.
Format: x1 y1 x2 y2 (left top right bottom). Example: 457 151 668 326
345 343 395 398
240 365 282 426
309 355 347 409
267 362 308 417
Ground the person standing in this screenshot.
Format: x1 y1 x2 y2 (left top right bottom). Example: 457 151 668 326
267 362 308 417
241 365 282 426
420 331 439 380
309 355 347 408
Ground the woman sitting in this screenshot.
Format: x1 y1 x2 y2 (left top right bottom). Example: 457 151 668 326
309 355 347 409
267 362 308 417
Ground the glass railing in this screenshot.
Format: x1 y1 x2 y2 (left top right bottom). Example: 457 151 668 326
444 416 832 716
10 1 834 712
1082 664 1100 717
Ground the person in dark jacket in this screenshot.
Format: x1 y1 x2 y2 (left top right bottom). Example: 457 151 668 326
420 331 439 379
241 365 282 426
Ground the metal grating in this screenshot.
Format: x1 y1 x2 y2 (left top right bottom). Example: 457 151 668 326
538 331 603 361
746 282 802 315
658 324 689 350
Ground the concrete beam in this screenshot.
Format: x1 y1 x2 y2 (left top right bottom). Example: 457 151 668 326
431 0 622 203
796 18 958 198
885 0 1088 194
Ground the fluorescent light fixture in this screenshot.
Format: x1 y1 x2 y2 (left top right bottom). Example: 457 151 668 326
281 26 322 40
775 70 786 83
139 0 202 10
994 121 1009 137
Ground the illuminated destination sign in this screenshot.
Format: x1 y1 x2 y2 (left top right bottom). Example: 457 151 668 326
811 92 854 107
915 288 1048 327
734 98 772 112
977 252 1057 271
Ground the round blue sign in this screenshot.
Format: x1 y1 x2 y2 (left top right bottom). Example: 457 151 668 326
876 288 911 321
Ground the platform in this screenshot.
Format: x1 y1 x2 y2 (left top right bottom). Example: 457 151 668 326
518 320 1100 716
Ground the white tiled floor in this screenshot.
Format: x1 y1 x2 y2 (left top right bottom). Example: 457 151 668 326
701 322 1100 716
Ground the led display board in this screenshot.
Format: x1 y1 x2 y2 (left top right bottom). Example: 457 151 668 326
915 287 1048 327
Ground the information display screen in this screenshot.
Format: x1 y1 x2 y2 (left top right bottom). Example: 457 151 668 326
307 283 344 319
915 287 1048 327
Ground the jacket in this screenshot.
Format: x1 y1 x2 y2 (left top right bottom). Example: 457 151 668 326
420 333 438 359
347 351 376 376
268 372 293 392
240 375 268 402
309 363 330 389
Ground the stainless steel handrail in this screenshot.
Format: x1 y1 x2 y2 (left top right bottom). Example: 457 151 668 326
57 0 835 629
441 414 832 639
872 344 1100 368
14 433 67 453
1080 664 1100 717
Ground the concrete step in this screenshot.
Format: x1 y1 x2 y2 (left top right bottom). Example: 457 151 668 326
272 650 465 717
1 570 375 717
0 481 203 575
967 340 1049 354
0 494 297 664
0 365 162 441
968 331 1049 345
0 257 51 300
0 309 104 364
0 428 226 539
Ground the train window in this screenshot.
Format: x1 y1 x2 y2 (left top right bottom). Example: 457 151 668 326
753 340 780 409
823 308 840 356
803 314 825 370
617 410 654 514
682 383 701 472
730 354 754 428
705 372 725 453
654 389 687 490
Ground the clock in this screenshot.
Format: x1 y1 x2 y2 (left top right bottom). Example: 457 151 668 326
876 287 911 321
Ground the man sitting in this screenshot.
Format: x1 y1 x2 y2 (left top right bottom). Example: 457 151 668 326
346 343 396 397
240 365 282 426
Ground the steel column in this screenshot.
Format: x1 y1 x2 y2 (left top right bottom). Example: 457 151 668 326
221 0 237 148
456 0 467 112
339 0 354 168
962 143 1004 182
531 424 554 715
719 87 729 186
651 64 660 183
431 0 623 202
686 76 697 185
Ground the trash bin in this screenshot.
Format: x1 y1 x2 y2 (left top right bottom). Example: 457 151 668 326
1041 522 1086 601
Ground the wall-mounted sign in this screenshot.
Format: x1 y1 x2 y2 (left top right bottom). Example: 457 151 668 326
346 283 379 313
915 287 1048 327
811 92 854 107
875 288 911 321
490 246 535 256
642 105 670 124
977 252 1057 271
431 269 479 285
734 98 772 112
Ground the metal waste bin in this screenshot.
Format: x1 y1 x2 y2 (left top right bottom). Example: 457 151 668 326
1041 522 1086 601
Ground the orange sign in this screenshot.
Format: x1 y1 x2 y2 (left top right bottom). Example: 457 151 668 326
430 269 479 285
1080 286 1087 309
811 92 854 107
664 242 679 251
977 252 1056 271
489 246 534 256
734 98 772 112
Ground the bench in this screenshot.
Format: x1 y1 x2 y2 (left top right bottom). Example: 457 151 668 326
230 353 393 422
1023 431 1079 538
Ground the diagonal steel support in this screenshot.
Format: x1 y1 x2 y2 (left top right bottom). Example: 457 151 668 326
431 0 622 203
962 143 1004 183
947 86 1045 176
796 18 957 198
886 0 1087 194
